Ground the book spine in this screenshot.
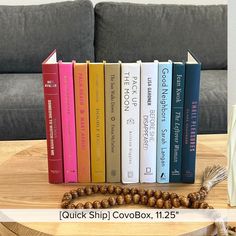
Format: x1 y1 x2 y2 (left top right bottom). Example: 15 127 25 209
89 63 105 182
182 63 201 183
140 62 158 183
42 63 64 184
170 63 185 183
59 62 77 183
121 63 140 183
74 63 91 183
156 63 172 183
105 63 121 182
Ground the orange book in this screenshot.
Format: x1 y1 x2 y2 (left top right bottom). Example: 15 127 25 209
74 63 91 182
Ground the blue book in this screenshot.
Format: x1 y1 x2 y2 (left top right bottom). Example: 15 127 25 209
182 51 201 183
156 61 172 183
170 62 185 183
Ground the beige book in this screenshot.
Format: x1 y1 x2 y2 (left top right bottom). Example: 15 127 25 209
105 63 121 182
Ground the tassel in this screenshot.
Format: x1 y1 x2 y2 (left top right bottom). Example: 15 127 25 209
201 165 228 236
202 165 227 192
215 218 228 236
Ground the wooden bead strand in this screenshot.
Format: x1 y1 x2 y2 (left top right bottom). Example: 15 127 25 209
61 185 213 210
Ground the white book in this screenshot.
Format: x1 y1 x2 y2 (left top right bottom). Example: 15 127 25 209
140 61 158 183
121 63 140 183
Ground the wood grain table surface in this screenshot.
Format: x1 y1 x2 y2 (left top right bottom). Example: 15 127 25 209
0 134 232 236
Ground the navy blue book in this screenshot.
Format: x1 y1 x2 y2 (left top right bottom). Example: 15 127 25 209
170 62 185 183
182 51 201 183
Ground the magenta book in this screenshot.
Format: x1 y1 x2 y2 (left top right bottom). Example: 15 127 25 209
59 61 78 183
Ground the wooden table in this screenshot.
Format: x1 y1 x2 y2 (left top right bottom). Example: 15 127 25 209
0 134 230 235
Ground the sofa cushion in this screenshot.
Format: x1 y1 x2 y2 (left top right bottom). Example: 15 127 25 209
0 70 227 140
95 3 227 70
199 70 227 134
0 74 45 140
0 0 94 73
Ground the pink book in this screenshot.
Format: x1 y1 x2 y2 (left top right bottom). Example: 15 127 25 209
59 61 78 183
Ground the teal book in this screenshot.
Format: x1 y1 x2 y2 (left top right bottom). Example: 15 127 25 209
156 61 172 183
170 62 185 183
182 51 201 183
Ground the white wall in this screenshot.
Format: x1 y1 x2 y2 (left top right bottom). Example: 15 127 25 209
228 0 236 124
0 0 227 5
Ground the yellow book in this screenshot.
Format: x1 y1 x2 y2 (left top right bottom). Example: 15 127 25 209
88 62 105 182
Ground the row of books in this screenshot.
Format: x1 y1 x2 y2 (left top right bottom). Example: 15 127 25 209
42 50 201 184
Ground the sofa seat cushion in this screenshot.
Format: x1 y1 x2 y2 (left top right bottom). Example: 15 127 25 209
0 0 94 73
95 2 227 70
199 70 227 134
0 74 45 140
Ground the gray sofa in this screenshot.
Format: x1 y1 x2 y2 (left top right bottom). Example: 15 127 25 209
0 0 227 140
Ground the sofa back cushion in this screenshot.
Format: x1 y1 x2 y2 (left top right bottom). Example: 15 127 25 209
95 3 227 69
0 0 94 73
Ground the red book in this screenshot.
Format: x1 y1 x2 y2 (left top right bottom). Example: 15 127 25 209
42 50 64 183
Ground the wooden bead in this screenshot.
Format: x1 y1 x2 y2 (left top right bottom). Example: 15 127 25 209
62 196 72 202
117 195 125 205
108 196 117 206
199 190 207 199
162 192 170 200
62 193 72 201
93 201 101 209
63 192 72 198
68 204 76 209
195 192 201 201
164 200 172 209
170 193 178 200
147 197 156 207
107 185 115 194
188 193 194 199
191 200 200 209
77 188 85 196
100 186 108 194
154 190 162 199
140 195 148 205
180 197 190 208
200 186 208 193
122 187 130 195
63 192 71 196
84 202 93 209
115 186 123 195
189 192 197 202
124 194 132 204
146 189 154 198
172 198 180 208
133 194 140 204
130 187 138 195
231 227 236 232
61 201 70 209
101 199 110 208
156 198 164 208
75 203 84 209
85 186 93 195
138 189 146 196
70 190 78 199
199 202 208 209
92 185 99 193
